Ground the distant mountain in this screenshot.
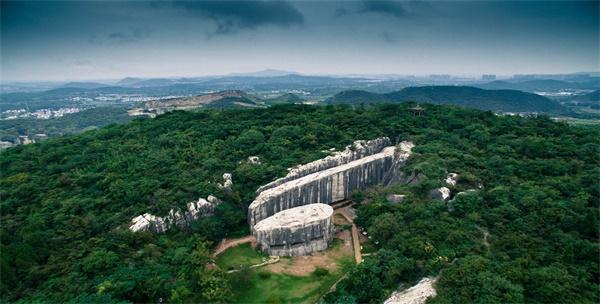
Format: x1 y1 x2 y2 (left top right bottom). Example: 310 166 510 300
228 69 297 77
116 77 144 86
478 79 600 92
58 82 110 89
326 86 566 113
127 78 176 87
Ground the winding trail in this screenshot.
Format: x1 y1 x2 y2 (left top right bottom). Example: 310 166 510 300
212 235 256 257
335 207 362 264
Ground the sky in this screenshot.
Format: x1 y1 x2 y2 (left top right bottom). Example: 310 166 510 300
1 0 599 81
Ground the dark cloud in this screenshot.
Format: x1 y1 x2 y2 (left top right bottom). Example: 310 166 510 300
171 1 304 35
360 0 407 18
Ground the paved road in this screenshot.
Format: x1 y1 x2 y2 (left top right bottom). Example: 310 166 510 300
336 207 362 264
212 235 256 257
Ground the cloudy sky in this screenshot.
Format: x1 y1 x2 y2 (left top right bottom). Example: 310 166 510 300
1 0 598 81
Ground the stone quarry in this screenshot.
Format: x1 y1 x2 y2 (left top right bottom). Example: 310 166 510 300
253 203 334 256
249 138 415 256
248 138 414 227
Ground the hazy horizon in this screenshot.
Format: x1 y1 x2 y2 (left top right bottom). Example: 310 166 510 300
2 0 599 82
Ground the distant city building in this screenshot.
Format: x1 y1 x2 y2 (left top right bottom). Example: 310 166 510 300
482 74 496 80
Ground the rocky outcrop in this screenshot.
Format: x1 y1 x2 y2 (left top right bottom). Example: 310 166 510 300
218 173 233 194
249 141 414 227
430 187 451 201
130 196 222 233
256 138 392 194
253 203 334 256
247 156 261 165
384 277 438 304
445 173 459 186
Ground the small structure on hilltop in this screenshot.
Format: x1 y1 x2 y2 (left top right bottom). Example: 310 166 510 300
409 105 425 116
253 203 334 256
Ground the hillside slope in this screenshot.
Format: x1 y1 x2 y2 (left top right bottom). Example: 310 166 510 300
327 86 566 113
1 104 597 303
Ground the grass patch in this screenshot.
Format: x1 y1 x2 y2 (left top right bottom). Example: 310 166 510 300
227 237 355 303
231 269 341 304
215 243 267 271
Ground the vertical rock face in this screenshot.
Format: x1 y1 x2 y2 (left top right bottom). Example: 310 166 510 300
256 137 392 194
248 141 414 227
253 203 334 256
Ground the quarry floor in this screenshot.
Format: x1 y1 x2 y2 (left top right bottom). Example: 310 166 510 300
212 207 367 303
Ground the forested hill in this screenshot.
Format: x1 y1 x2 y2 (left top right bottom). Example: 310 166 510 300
327 86 566 113
1 104 598 303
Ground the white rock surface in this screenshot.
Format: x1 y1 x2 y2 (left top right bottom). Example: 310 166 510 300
249 141 414 226
253 203 334 256
129 196 222 233
430 187 451 201
445 173 459 186
384 277 438 304
256 137 392 194
247 156 261 165
218 173 233 193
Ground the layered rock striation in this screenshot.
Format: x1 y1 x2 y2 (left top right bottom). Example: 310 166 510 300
253 203 334 256
248 139 414 227
256 137 392 194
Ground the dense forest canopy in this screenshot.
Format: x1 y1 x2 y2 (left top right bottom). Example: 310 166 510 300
1 104 598 303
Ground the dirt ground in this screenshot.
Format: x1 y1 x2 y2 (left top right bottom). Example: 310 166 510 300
265 229 353 276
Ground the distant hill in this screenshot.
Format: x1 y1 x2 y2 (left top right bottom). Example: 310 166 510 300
127 78 176 87
478 79 600 92
326 86 566 113
569 90 600 102
228 69 297 77
58 82 110 89
116 77 144 86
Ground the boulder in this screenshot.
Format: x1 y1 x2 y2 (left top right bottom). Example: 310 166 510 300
430 187 451 201
218 173 233 193
445 173 459 186
247 156 261 165
386 194 406 204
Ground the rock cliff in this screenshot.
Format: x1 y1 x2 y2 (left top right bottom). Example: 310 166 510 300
248 140 414 227
256 137 392 194
253 203 334 256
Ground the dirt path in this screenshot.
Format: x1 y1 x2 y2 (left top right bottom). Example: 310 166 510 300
335 207 362 264
212 235 256 257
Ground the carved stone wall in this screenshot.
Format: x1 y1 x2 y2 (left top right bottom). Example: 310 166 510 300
249 141 414 227
253 203 334 256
